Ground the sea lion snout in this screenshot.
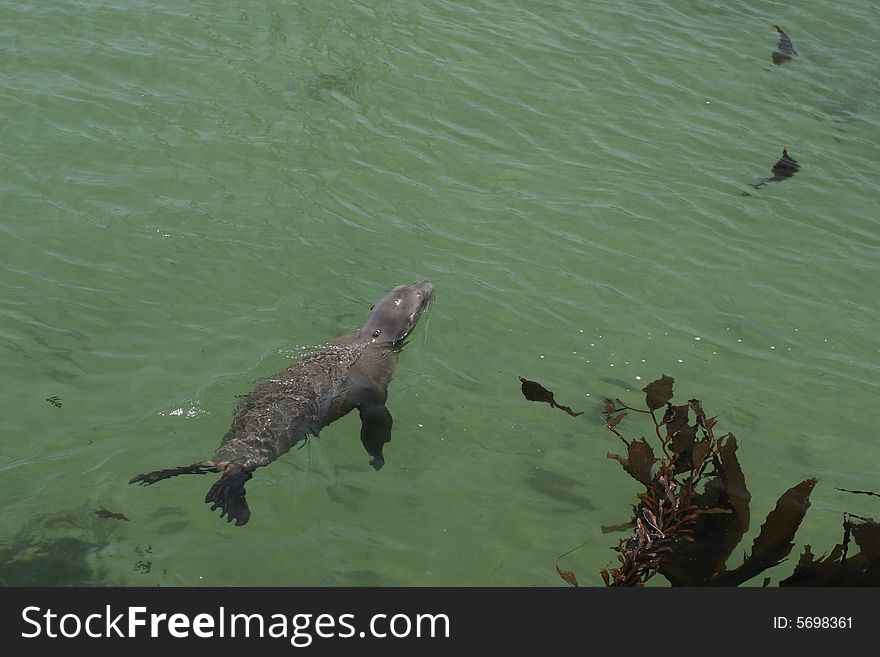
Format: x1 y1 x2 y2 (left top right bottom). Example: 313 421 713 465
410 279 434 298
362 280 434 345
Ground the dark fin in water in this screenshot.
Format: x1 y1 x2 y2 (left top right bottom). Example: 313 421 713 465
749 146 800 189
771 23 798 64
129 463 216 486
205 469 253 526
771 146 800 179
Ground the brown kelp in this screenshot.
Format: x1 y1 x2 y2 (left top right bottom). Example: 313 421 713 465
547 374 880 586
780 510 880 586
514 372 877 586
598 374 817 586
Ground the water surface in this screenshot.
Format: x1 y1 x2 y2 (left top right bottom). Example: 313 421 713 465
1 0 878 586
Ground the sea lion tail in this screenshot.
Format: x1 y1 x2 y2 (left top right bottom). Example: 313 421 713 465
205 468 253 526
129 462 217 486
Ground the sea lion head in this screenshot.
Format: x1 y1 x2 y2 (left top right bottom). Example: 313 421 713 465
361 280 434 347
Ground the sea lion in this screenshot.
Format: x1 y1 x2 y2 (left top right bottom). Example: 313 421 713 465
130 280 434 526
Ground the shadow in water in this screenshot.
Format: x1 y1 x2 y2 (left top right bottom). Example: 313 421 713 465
0 507 151 586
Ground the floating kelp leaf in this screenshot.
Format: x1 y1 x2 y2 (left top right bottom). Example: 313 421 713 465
798 545 831 571
603 398 628 432
749 478 816 561
850 516 880 585
699 435 752 579
781 514 880 586
669 402 702 473
95 509 130 521
662 404 690 438
691 439 711 469
851 518 880 563
605 411 627 429
642 375 674 411
688 398 708 428
781 544 875 586
518 376 584 417
714 435 750 530
719 478 817 586
628 439 656 486
46 396 63 408
780 544 846 586
670 423 699 473
660 434 750 585
670 423 698 451
608 438 655 486
771 23 798 65
556 565 579 587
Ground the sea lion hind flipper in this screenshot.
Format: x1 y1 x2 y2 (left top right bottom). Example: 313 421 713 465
205 470 253 526
129 462 216 486
359 403 393 471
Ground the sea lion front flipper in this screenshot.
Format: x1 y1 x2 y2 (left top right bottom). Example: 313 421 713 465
205 468 253 526
359 403 393 471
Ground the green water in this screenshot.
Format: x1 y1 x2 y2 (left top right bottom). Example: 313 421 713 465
1 0 878 586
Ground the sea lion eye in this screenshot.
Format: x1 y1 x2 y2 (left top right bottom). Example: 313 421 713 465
373 329 381 337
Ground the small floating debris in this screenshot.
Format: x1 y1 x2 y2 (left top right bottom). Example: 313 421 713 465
518 375 584 417
45 396 63 408
836 487 880 498
771 23 798 65
134 560 152 574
